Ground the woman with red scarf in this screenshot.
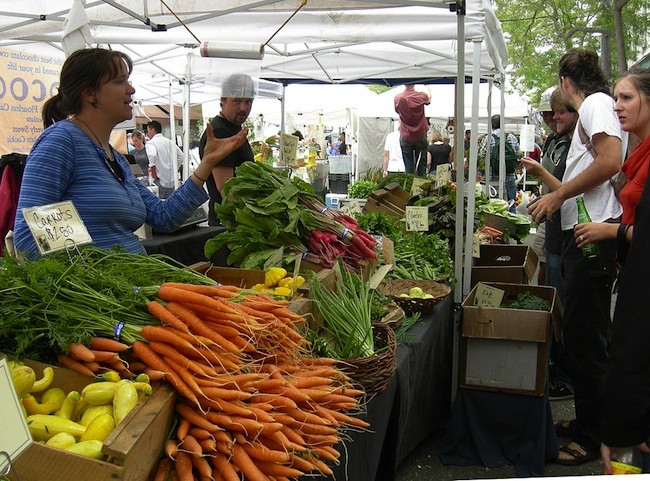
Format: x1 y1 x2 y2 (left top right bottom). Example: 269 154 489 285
574 67 650 262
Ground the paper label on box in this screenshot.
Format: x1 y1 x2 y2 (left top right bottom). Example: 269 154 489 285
473 234 481 258
0 357 32 473
340 199 362 216
263 246 284 271
435 164 452 188
22 201 92 256
368 264 393 290
406 206 429 231
473 283 505 307
410 177 428 197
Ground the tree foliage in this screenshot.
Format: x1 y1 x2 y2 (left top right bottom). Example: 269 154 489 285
494 0 650 104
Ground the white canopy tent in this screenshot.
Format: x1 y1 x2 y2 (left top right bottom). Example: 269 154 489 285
0 0 511 304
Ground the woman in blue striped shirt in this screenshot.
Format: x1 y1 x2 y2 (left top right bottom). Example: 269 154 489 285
13 48 247 259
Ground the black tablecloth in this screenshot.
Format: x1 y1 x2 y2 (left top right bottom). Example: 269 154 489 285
319 294 454 481
141 225 224 266
439 388 558 477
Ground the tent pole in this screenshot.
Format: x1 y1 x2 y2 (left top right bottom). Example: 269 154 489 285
280 84 286 164
485 79 493 195
499 73 506 200
182 51 192 182
462 39 482 296
168 74 178 189
451 0 466 404
453 1 466 306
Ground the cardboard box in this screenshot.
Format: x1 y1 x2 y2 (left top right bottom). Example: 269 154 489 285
460 282 560 396
189 261 265 288
12 359 176 481
470 244 538 288
362 183 410 218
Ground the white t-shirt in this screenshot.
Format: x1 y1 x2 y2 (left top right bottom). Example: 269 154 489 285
147 133 183 189
384 131 405 172
560 92 623 231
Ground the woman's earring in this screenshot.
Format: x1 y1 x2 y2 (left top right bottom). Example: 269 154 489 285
92 99 98 108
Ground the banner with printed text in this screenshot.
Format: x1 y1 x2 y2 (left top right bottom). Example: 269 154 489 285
0 47 63 155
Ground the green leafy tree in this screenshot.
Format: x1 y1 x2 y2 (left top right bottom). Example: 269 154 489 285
494 0 650 104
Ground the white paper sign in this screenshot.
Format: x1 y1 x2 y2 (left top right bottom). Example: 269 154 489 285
435 163 452 188
0 358 32 474
280 133 299 164
22 201 92 255
473 283 505 307
405 206 429 231
410 177 428 197
519 124 536 154
339 199 362 216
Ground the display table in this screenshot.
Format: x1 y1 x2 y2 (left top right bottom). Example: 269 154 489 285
439 388 558 477
141 225 224 266
320 293 454 481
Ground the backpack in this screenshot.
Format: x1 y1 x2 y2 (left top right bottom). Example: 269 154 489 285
490 133 517 174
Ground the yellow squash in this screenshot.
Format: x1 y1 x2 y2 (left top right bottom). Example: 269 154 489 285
10 365 36 398
80 413 115 442
26 414 86 442
82 382 118 405
113 381 139 426
30 366 54 393
45 432 77 450
79 404 114 427
65 440 105 460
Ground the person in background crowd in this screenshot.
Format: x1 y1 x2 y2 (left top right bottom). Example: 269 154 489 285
12 48 246 260
528 48 623 466
146 120 183 199
130 129 152 183
199 73 256 227
394 83 430 175
126 132 135 152
383 128 404 177
522 88 577 402
427 129 453 172
308 137 322 158
599 66 650 474
464 129 471 155
291 130 304 141
482 114 520 211
333 132 347 155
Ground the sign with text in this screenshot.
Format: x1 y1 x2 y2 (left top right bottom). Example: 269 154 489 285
519 124 536 154
280 133 298 165
22 201 92 255
0 47 63 155
405 206 429 232
339 199 363 216
410 177 428 197
473 283 505 308
0 357 32 474
435 163 452 188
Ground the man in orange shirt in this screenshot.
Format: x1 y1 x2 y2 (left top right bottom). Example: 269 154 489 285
394 84 430 176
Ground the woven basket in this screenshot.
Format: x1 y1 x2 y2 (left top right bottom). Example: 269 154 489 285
336 322 397 396
379 279 451 316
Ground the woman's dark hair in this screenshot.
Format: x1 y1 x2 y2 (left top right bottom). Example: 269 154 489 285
42 48 133 128
558 48 610 97
615 67 650 102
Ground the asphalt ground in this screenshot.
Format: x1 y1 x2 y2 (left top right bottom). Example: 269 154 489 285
393 396 603 480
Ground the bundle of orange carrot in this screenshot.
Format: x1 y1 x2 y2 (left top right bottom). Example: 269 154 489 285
64 281 369 481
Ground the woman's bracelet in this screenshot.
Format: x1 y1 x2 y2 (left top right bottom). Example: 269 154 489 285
193 172 208 183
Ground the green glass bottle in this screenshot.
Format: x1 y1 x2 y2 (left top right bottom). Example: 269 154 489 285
576 196 599 258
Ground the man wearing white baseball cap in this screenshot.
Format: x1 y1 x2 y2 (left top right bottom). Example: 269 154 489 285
199 73 257 226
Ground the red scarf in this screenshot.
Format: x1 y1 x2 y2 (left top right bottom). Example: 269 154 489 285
620 136 650 224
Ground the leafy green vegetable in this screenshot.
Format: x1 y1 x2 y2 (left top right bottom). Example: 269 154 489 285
348 180 379 199
504 292 551 311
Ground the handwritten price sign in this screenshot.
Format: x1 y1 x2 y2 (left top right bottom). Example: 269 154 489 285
405 206 429 232
473 283 505 308
280 133 298 165
22 201 92 255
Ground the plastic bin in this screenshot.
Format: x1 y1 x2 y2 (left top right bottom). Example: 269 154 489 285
329 173 350 194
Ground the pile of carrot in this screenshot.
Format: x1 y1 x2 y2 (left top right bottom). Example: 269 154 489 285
66 281 370 481
58 337 134 378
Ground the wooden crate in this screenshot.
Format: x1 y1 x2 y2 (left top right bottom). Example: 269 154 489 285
12 360 175 481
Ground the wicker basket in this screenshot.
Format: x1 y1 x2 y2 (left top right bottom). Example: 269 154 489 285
336 322 397 396
379 279 451 316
